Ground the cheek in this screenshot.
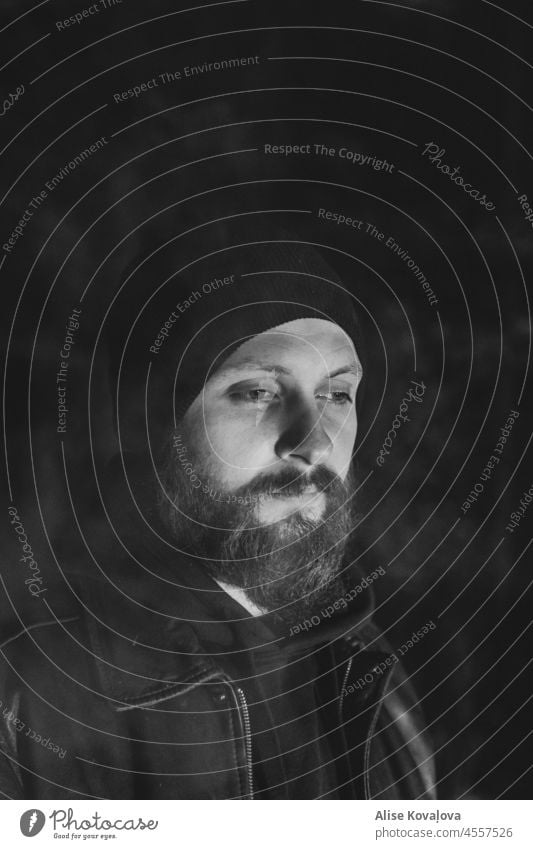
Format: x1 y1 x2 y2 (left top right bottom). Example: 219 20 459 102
199 408 278 481
327 410 357 465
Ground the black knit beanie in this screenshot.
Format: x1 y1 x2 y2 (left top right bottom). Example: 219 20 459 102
105 237 364 461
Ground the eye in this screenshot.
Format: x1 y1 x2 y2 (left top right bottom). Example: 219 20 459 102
229 387 279 404
316 390 354 406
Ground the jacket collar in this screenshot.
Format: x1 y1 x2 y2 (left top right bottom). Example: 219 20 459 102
71 572 387 712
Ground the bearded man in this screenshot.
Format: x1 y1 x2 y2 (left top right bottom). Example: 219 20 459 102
0 238 436 800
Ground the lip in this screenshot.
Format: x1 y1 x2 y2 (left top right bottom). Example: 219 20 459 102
257 488 327 523
270 485 318 498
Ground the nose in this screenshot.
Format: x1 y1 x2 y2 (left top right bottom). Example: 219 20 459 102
275 400 333 468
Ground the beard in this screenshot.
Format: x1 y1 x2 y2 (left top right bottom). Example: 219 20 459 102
158 434 357 626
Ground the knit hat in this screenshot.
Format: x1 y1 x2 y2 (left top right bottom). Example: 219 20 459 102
105 236 364 461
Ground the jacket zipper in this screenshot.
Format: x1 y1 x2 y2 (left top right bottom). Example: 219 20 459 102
338 657 353 722
212 674 254 799
236 687 254 800
337 656 357 798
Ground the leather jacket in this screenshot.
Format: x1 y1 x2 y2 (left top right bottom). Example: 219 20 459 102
0 568 436 800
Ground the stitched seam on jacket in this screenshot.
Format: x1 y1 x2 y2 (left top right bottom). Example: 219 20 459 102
0 617 79 650
115 668 221 710
363 667 395 799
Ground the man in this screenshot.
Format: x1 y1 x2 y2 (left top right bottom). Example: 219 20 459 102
0 237 436 799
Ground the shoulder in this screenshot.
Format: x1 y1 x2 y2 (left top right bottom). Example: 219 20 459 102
0 615 81 652
0 611 85 690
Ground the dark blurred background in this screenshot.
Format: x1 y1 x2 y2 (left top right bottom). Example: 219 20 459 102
1 0 532 799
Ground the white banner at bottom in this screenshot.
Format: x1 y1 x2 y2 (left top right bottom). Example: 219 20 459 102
2 799 530 848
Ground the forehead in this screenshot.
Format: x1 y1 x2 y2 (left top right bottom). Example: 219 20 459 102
214 318 360 378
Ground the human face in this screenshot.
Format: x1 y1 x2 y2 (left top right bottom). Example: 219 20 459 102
182 318 362 525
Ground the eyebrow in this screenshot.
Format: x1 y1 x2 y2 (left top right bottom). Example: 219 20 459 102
213 360 362 380
328 364 362 379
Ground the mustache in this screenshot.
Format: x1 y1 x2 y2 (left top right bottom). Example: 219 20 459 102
229 464 347 502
